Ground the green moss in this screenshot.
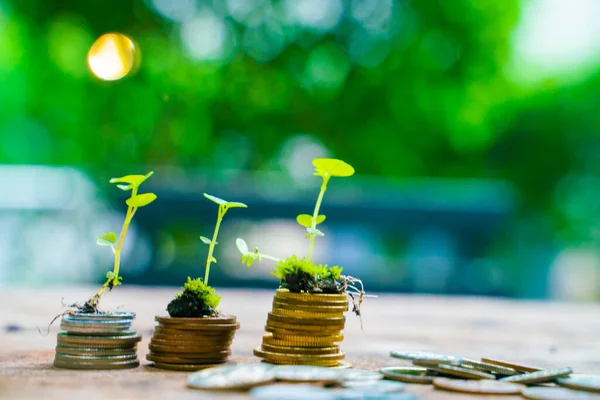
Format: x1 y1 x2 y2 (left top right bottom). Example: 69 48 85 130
272 255 344 294
167 277 221 317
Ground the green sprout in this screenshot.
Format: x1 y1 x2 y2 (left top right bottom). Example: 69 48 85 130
87 171 156 311
167 193 247 317
235 158 370 325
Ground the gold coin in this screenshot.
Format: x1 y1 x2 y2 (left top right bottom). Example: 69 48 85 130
150 337 233 347
149 343 232 354
253 347 345 362
157 322 240 332
266 320 344 332
261 343 340 355
271 307 344 319
155 315 237 325
264 333 343 346
481 358 543 373
273 297 348 307
151 361 225 372
275 289 347 302
267 312 346 326
154 326 237 336
146 351 230 364
262 359 341 367
272 300 348 312
265 325 342 337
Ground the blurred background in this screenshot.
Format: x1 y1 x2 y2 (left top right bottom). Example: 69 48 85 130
1 0 600 300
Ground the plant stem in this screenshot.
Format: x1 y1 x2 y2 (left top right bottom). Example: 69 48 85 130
260 254 281 263
205 205 226 285
307 176 329 262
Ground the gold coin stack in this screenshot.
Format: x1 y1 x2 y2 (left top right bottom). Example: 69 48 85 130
253 289 348 367
147 315 239 371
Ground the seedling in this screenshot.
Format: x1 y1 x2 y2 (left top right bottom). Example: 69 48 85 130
84 171 157 312
236 158 371 326
167 194 247 318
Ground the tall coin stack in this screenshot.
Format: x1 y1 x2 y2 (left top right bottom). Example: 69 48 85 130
147 316 239 371
253 289 348 367
54 312 141 370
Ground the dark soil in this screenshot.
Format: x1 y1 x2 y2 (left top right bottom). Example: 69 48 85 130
167 291 215 318
281 272 343 294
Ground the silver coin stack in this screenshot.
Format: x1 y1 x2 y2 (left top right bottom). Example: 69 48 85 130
54 312 142 370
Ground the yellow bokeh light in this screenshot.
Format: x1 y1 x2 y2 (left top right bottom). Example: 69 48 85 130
87 33 138 81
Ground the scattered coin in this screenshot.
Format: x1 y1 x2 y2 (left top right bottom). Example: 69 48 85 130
433 378 525 394
250 383 337 400
481 357 543 373
337 393 417 400
500 367 573 385
459 358 518 376
337 369 384 382
341 380 405 392
187 364 276 390
272 365 342 383
390 350 461 364
523 387 600 400
557 374 600 393
379 367 436 384
429 364 496 380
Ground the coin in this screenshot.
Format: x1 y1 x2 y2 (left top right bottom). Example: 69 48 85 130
341 380 405 392
264 333 344 347
425 364 496 380
337 369 383 381
271 308 344 319
60 319 133 335
265 326 342 338
54 359 139 370
523 387 600 400
266 320 343 332
261 343 340 355
162 322 240 331
275 289 348 302
67 311 136 320
56 332 142 348
149 343 232 354
150 337 233 347
147 351 231 364
249 383 337 400
153 327 236 337
54 353 138 364
500 367 572 385
481 357 543 373
156 315 237 325
187 364 276 390
272 301 348 312
433 378 525 394
272 365 342 383
55 346 137 357
390 350 461 364
254 347 344 361
557 374 600 393
262 359 341 367
379 367 436 384
268 313 346 326
151 361 225 372
459 358 518 376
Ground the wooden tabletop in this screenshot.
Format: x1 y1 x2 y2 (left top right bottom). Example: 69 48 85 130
1 285 600 399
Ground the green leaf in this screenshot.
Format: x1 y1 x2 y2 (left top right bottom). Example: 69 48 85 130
199 236 213 245
126 193 157 208
110 171 154 186
226 201 248 209
306 227 325 237
236 238 249 254
296 214 326 228
203 193 227 205
96 232 117 246
210 256 217 263
106 271 115 279
313 158 354 178
116 184 133 191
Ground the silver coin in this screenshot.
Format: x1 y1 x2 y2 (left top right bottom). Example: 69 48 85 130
337 369 384 381
459 358 518 376
557 374 600 393
341 380 405 392
67 311 136 320
272 365 341 383
53 359 139 370
500 367 573 385
338 391 418 400
379 366 436 384
54 353 138 363
250 384 336 400
390 350 460 364
60 321 135 335
187 364 276 390
55 346 137 357
61 317 133 328
523 387 600 400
